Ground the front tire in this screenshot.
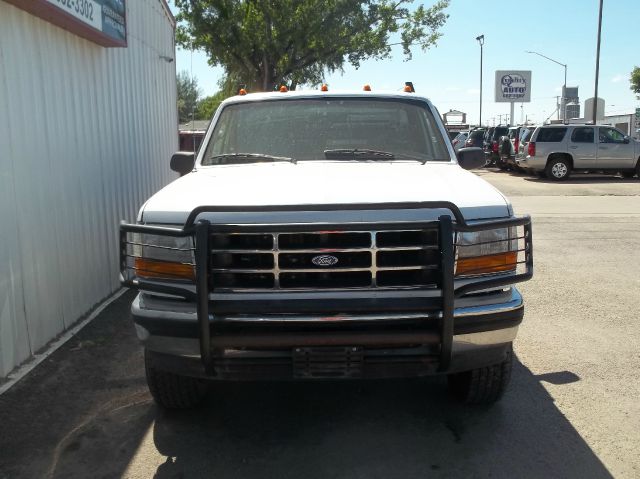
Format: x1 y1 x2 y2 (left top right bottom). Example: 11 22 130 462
145 350 208 409
447 346 513 405
545 157 571 181
621 161 640 179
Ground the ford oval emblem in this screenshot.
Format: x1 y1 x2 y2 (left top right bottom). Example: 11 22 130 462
311 254 339 267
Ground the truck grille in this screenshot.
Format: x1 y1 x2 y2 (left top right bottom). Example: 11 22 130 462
209 228 440 291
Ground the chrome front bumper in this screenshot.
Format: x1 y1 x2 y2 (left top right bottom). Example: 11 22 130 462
133 288 523 377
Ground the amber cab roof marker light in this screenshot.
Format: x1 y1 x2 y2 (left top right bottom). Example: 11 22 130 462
279 85 288 92
238 88 247 96
320 84 329 91
363 84 371 91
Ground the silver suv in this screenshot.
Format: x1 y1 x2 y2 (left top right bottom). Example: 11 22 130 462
519 124 640 180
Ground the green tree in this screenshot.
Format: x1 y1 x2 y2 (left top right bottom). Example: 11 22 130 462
174 0 450 92
177 70 201 123
195 90 227 120
630 67 640 99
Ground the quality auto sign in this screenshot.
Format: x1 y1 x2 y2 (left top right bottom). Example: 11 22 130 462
495 70 532 103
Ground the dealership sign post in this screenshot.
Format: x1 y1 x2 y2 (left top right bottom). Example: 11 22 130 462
495 71 532 126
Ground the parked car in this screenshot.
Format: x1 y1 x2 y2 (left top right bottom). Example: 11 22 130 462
447 130 460 141
485 126 509 168
482 127 494 152
451 131 469 151
519 124 640 180
500 126 524 169
515 127 535 169
465 128 486 149
120 89 533 409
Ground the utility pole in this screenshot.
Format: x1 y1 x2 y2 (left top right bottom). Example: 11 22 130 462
593 0 604 124
476 35 484 127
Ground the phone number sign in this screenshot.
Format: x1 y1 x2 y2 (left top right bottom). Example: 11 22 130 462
7 0 126 47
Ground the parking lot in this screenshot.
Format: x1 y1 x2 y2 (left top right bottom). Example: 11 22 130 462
0 170 638 479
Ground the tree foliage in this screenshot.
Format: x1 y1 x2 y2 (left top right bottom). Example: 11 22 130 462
630 67 640 98
175 0 450 92
177 70 201 122
195 91 227 120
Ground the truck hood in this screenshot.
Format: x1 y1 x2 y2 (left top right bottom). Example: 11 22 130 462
140 162 511 224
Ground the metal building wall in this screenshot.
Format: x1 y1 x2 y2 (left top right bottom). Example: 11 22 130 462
0 0 178 377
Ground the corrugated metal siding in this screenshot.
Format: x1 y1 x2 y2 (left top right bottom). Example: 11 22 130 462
0 0 178 377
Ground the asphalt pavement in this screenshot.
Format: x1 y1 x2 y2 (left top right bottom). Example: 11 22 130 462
0 170 638 479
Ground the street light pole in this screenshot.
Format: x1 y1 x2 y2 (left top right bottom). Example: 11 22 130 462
526 50 567 121
593 0 604 124
476 35 484 127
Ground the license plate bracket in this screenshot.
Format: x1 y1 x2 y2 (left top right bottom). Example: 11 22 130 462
293 346 364 379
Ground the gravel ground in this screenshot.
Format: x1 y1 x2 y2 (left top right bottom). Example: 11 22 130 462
0 170 638 479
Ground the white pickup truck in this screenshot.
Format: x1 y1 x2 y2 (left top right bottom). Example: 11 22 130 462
120 90 533 409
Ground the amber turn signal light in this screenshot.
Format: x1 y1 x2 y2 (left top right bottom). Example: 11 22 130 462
455 252 517 276
135 257 195 281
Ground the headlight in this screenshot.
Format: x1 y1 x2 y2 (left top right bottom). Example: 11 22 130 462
455 227 517 277
132 228 195 281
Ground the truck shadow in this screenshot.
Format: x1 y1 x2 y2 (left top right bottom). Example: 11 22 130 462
151 357 612 479
0 290 612 479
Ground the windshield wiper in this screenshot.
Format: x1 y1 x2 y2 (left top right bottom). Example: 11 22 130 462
393 153 434 164
204 153 296 165
324 148 395 160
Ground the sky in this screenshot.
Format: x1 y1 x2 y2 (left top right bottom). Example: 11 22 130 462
169 0 639 126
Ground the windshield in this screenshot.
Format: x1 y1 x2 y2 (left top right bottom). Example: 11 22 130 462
201 98 449 165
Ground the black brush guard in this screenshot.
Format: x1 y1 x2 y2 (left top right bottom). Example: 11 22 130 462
120 202 532 375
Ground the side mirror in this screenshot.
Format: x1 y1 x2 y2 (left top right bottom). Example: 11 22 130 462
623 136 630 144
170 151 195 176
457 147 485 170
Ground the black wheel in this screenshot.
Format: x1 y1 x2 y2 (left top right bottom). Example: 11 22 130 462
447 346 513 405
545 157 571 181
622 161 640 178
145 350 208 409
